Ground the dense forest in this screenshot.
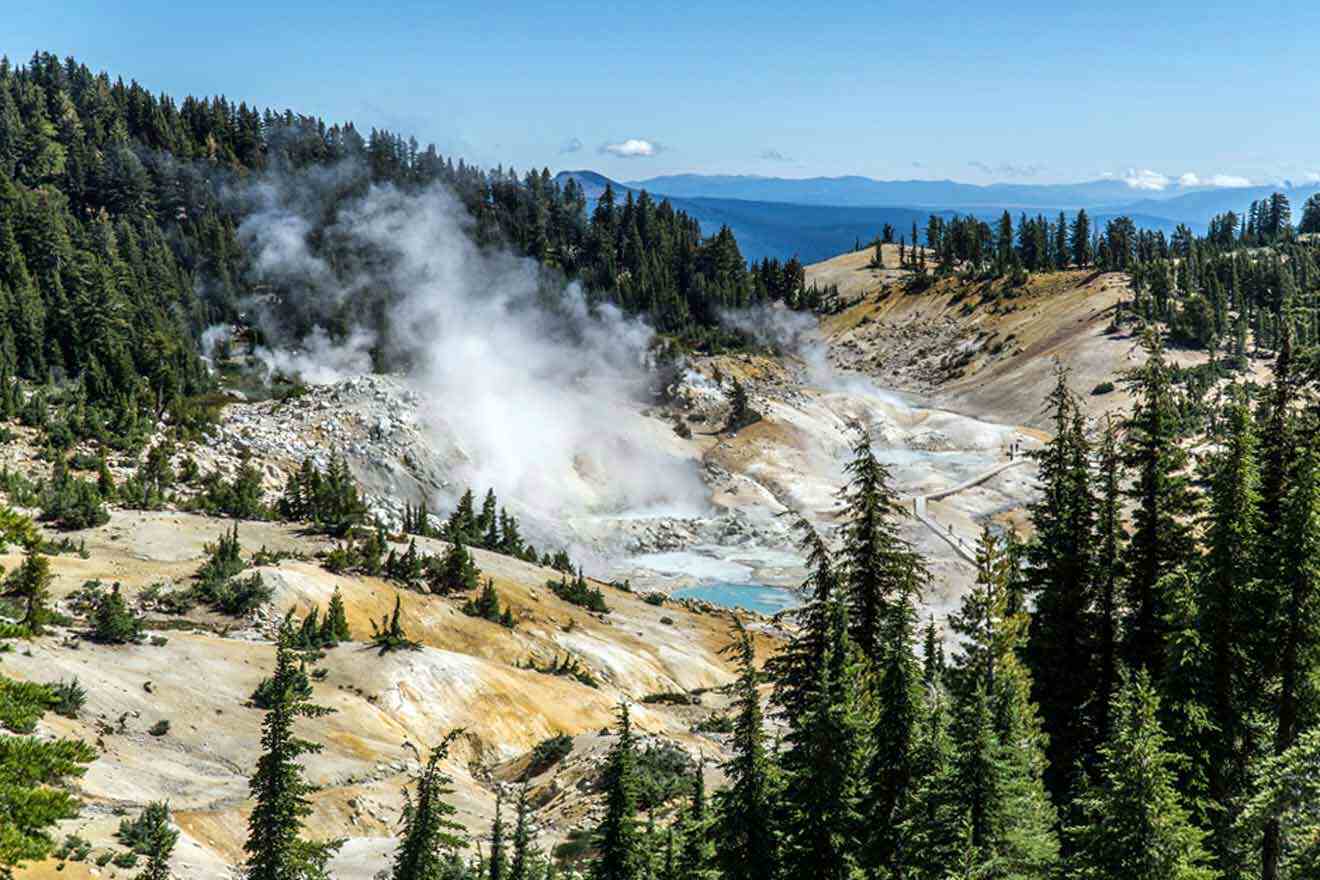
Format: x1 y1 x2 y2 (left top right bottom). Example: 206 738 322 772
0 50 815 431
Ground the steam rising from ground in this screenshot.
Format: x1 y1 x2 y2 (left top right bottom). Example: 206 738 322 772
235 171 710 520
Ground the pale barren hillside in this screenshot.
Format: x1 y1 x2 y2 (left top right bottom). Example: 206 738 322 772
808 247 1231 428
8 511 767 880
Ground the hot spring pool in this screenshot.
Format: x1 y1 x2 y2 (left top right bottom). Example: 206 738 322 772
670 582 803 616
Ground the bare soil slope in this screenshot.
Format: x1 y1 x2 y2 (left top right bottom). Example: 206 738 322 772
8 511 766 880
809 248 1150 427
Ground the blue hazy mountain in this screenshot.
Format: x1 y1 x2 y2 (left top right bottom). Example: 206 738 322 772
623 174 1150 209
556 170 1307 263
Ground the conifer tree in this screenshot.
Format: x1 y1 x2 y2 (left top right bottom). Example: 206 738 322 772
715 619 778 880
320 586 351 644
244 620 342 880
836 431 927 664
1024 365 1098 797
779 595 868 880
0 675 97 878
1192 396 1263 871
947 530 1058 878
1122 329 1198 678
489 790 508 880
391 730 469 880
594 703 645 880
1066 670 1214 880
766 515 838 723
1260 438 1320 880
864 595 923 875
676 761 713 880
509 783 536 880
898 678 962 879
1 543 53 634
1092 415 1126 745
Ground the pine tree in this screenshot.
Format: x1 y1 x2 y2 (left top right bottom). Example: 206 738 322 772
509 783 536 880
836 430 928 664
1122 329 1198 678
676 761 713 880
947 530 1058 878
391 731 469 880
435 536 480 595
715 619 778 880
1024 365 1098 797
489 790 509 880
1066 670 1214 880
864 595 923 875
133 815 178 880
320 586 351 644
779 596 868 880
243 620 342 880
1092 416 1126 745
898 680 962 879
1260 438 1320 880
0 674 97 878
1 543 53 634
594 704 645 880
1192 396 1263 872
766 515 838 723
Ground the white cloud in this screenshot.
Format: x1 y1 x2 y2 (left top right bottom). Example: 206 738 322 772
559 137 583 154
600 138 659 158
1178 172 1201 186
760 148 792 162
1208 174 1252 188
1122 168 1171 191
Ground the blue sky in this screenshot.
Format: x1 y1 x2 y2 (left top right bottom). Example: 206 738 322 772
7 0 1320 187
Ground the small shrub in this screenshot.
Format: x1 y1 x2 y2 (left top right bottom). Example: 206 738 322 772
523 733 574 779
53 834 92 862
369 595 421 654
148 719 170 737
547 570 609 614
694 712 735 734
0 675 56 733
1091 380 1116 395
50 678 87 718
117 801 180 855
90 584 144 644
641 691 697 706
112 851 139 868
250 662 313 709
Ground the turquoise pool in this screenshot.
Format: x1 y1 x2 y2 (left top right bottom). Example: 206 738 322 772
670 582 803 616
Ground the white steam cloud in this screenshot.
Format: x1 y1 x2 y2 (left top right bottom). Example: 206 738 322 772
236 171 710 522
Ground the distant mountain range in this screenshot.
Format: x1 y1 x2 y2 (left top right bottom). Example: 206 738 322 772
556 170 1320 264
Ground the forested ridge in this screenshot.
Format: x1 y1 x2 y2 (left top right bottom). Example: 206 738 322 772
0 51 812 423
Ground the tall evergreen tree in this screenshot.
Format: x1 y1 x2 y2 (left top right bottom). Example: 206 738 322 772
1066 671 1214 880
1193 396 1263 873
779 596 869 880
715 619 778 880
1092 415 1127 746
594 704 645 880
243 620 342 880
391 731 469 880
676 761 713 880
1122 329 1198 678
1024 366 1098 797
836 430 928 665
